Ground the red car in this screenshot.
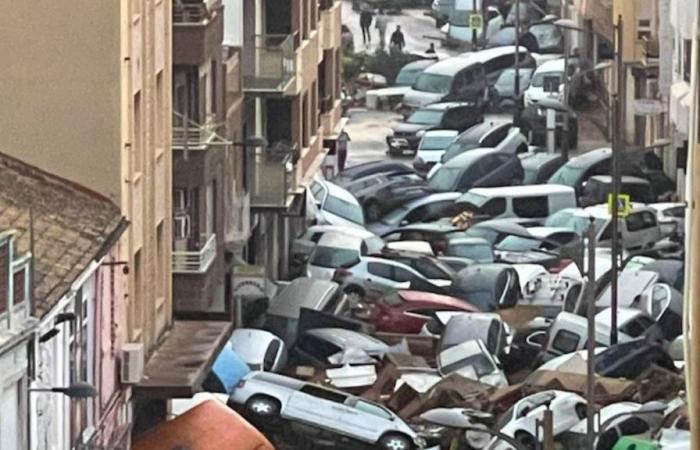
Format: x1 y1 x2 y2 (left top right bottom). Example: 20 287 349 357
366 290 480 334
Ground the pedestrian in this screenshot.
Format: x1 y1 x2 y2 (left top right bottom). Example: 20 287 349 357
390 25 405 53
360 9 373 45
426 43 436 54
336 130 350 172
375 9 389 50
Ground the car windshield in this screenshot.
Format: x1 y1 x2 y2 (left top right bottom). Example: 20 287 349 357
407 109 444 125
442 352 496 378
396 68 423 86
413 73 452 94
549 164 584 186
310 246 359 268
496 236 541 252
365 236 386 254
529 24 562 50
420 135 456 150
324 194 365 224
450 243 493 261
530 71 563 89
495 69 532 90
382 206 410 225
428 167 461 191
545 211 608 236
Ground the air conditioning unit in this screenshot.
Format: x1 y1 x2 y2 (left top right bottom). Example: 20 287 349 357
121 342 145 384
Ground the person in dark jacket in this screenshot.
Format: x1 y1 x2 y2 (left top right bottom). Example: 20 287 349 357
390 25 405 52
360 9 373 45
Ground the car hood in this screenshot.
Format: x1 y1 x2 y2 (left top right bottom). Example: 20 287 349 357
368 86 412 98
403 89 445 109
305 265 336 280
392 122 431 134
367 222 395 236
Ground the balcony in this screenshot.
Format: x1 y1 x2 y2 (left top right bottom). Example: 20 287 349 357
173 1 224 66
247 144 298 208
173 234 217 274
641 36 659 67
172 112 217 151
243 34 297 94
320 0 341 50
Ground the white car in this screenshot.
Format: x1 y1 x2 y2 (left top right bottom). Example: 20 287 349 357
229 328 287 372
487 390 587 449
231 371 425 450
649 202 685 237
333 255 453 290
305 232 367 280
524 58 565 107
308 176 365 228
293 225 384 263
413 130 459 175
436 339 508 387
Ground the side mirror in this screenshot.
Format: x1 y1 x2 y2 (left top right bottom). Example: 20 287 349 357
525 331 547 349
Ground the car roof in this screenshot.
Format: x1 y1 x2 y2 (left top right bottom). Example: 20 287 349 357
525 226 576 238
520 151 564 166
419 102 474 111
424 46 528 76
533 58 566 73
405 191 462 207
462 184 575 199
443 148 500 167
584 203 656 218
566 147 612 168
385 222 460 235
305 328 387 350
267 278 339 318
422 129 460 138
308 224 376 239
457 120 512 143
324 179 360 204
316 232 364 248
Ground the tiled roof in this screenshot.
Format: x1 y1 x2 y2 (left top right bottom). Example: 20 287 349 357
0 153 123 317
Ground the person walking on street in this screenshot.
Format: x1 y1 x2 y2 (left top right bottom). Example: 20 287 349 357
360 9 373 45
390 25 405 53
375 9 389 49
336 130 350 172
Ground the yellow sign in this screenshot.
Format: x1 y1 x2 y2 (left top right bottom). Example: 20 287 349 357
469 14 483 30
607 193 631 218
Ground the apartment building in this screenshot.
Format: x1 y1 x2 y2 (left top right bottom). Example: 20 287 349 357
238 0 345 280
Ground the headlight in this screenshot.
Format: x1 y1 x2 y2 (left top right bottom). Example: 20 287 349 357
414 437 427 448
416 129 426 137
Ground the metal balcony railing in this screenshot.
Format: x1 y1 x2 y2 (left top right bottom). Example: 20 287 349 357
172 233 217 274
172 111 217 150
243 34 297 93
173 3 208 24
247 144 298 207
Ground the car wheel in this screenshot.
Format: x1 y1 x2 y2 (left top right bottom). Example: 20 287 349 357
379 433 413 450
245 396 280 418
514 431 536 450
365 201 383 222
344 285 366 304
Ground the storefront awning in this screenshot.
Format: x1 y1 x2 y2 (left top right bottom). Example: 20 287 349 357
134 320 233 398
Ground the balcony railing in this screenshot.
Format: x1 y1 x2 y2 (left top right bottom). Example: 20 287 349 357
243 34 297 93
172 111 217 150
642 36 659 66
247 144 298 208
173 233 217 274
173 3 208 24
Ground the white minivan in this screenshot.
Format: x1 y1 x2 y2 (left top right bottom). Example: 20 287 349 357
524 58 565 107
413 129 459 175
455 184 577 222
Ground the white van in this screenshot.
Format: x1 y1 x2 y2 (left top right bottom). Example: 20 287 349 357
455 184 577 221
524 58 565 107
402 46 534 109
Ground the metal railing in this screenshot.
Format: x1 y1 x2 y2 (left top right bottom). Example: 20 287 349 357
172 233 217 274
247 144 298 207
243 34 296 93
172 111 217 150
642 36 659 65
173 3 208 23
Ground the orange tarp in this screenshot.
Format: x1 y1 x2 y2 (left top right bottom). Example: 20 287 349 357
133 399 275 450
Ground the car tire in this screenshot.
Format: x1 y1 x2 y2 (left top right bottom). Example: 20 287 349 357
344 285 366 304
379 433 413 450
245 396 280 418
514 431 536 450
365 201 383 222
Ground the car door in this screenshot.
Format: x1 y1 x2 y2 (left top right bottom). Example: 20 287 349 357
285 385 350 434
367 260 405 288
624 211 661 250
341 398 396 442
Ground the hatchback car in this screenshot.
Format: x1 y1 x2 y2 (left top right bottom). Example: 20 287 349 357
413 130 459 176
427 148 524 193
231 372 424 450
308 177 365 227
387 102 482 155
368 192 462 236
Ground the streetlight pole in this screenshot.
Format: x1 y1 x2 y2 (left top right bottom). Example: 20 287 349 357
585 218 597 450
513 0 521 126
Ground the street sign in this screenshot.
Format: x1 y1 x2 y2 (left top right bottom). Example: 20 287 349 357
469 14 483 30
607 193 632 218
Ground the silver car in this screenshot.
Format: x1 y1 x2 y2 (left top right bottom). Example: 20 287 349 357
231 371 425 450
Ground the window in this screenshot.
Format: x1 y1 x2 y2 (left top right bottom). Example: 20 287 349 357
155 72 164 148
300 384 347 403
133 92 143 173
310 247 359 269
355 401 393 419
551 329 580 353
174 189 189 211
297 335 341 360
620 315 655 338
263 340 281 371
156 222 165 299
310 232 323 243
133 250 143 334
205 182 214 236
368 262 393 278
481 125 510 147
637 19 652 41
479 198 507 217
684 39 691 82
404 205 429 223
626 212 656 232
393 266 416 283
414 259 451 280
512 196 549 218
310 180 326 200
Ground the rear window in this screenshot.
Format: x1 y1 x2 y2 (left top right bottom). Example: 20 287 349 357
551 329 580 353
512 196 549 218
408 109 444 125
310 246 359 268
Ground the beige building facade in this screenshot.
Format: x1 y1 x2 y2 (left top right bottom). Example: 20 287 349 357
0 0 173 354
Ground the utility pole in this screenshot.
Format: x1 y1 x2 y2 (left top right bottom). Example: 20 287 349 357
472 0 478 49
561 28 570 160
512 0 521 126
585 218 597 450
610 15 624 345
